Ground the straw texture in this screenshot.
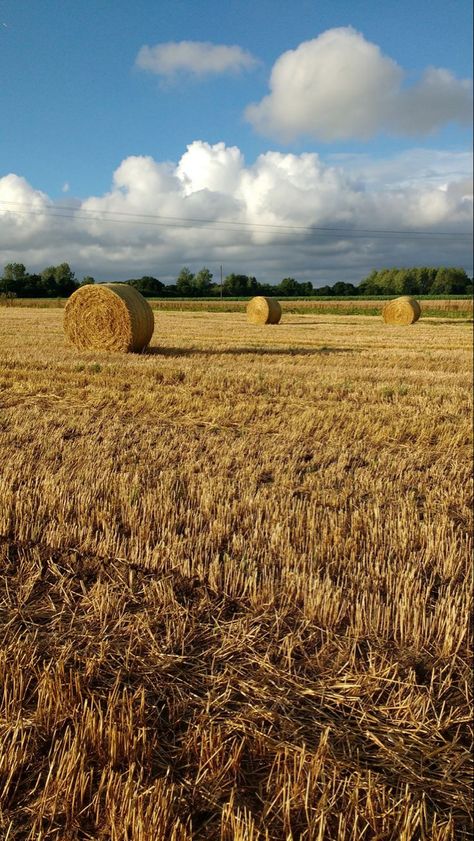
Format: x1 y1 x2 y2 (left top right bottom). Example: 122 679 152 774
64 283 154 352
383 296 421 325
247 296 282 325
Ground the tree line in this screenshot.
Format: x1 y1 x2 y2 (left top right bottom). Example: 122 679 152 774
1 262 472 299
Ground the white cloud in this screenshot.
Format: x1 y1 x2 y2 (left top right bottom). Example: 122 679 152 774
0 142 472 284
0 174 51 245
245 27 473 142
62 182 70 193
136 41 258 80
326 149 474 190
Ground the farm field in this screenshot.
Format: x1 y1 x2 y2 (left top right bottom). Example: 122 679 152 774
0 308 472 839
2 296 473 319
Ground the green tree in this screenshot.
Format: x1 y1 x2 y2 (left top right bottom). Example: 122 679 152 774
192 267 213 295
222 274 258 296
176 267 195 296
332 281 357 296
127 276 164 296
2 263 28 295
392 269 419 295
80 276 95 286
1 264 44 296
314 285 334 296
39 266 58 296
40 263 77 297
3 263 27 282
55 263 77 296
431 267 470 294
358 270 384 295
413 267 435 295
278 277 299 296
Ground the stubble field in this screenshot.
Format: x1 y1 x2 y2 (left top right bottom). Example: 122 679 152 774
0 308 472 839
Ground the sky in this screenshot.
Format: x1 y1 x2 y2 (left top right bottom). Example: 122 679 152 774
0 0 472 286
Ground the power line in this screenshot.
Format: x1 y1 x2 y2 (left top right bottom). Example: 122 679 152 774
0 199 472 240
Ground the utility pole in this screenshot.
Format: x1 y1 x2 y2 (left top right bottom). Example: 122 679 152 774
220 264 223 299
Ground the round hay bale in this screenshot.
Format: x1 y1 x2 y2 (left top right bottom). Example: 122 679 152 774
246 296 282 325
382 296 421 326
64 283 154 352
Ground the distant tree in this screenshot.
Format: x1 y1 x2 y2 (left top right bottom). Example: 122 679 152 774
414 267 437 295
80 275 95 286
389 269 418 295
358 266 470 296
23 274 42 296
39 266 58 296
255 282 275 296
40 263 77 297
276 277 314 296
55 263 77 295
222 274 258 296
245 276 259 294
1 263 28 295
358 270 384 295
192 267 213 295
278 277 299 296
331 281 357 296
430 267 470 295
314 285 334 296
127 276 164 296
3 263 27 283
1 264 45 296
176 267 195 296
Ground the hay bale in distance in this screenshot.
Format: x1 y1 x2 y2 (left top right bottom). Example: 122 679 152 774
64 283 154 352
247 296 282 325
382 296 421 326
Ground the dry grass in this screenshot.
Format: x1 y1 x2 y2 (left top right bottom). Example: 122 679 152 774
0 309 472 839
2 297 473 319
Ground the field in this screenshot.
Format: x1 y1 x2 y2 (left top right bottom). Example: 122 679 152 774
2 297 473 320
0 307 472 839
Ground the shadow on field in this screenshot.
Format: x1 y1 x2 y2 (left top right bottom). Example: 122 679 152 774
422 318 473 325
283 319 377 325
280 319 346 325
146 345 355 357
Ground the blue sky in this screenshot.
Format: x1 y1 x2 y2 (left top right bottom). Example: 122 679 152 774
0 0 472 283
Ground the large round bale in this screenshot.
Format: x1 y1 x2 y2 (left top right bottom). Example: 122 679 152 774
246 296 282 325
64 283 155 352
382 296 421 326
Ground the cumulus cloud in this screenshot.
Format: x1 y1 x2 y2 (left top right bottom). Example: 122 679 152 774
136 41 258 80
0 142 472 284
245 27 473 141
326 149 474 190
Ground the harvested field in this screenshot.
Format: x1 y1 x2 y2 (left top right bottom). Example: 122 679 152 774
2 296 473 319
0 308 472 840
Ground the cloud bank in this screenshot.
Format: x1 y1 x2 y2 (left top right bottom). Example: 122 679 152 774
136 41 258 79
0 142 472 284
245 27 473 141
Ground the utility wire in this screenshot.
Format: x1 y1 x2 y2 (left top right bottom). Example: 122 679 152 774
0 200 472 240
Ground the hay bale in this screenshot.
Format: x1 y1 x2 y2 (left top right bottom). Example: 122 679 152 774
64 283 154 352
246 296 282 325
382 296 421 325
